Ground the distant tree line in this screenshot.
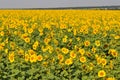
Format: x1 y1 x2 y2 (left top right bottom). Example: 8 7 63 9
0 5 120 10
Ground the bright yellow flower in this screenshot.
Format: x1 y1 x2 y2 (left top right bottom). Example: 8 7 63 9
101 58 107 66
58 54 64 62
18 49 24 55
42 62 48 67
114 35 119 39
24 37 30 43
76 37 80 41
62 37 67 43
80 56 86 63
28 49 36 55
91 47 96 53
61 47 69 54
70 51 76 58
30 54 37 63
95 40 100 47
98 70 106 77
25 54 29 62
32 44 37 50
73 29 77 36
53 39 58 46
65 58 73 65
97 57 101 65
37 55 43 61
0 42 5 50
44 37 50 45
10 42 15 49
93 29 98 34
5 49 8 54
21 33 28 39
79 48 85 55
84 40 90 46
41 46 47 52
9 52 15 63
28 28 33 34
46 45 53 53
109 49 118 57
106 77 115 80
34 41 39 46
0 31 4 36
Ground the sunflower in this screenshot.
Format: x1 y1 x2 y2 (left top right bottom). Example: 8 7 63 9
25 53 29 62
8 52 15 63
24 37 30 43
30 54 37 63
84 40 90 46
53 39 58 46
32 44 37 50
101 58 107 66
61 47 69 54
34 41 39 46
97 57 101 65
91 47 96 53
44 37 50 45
79 48 85 55
114 35 119 39
21 33 28 39
28 49 36 55
62 37 67 43
65 58 73 65
58 54 64 62
109 49 118 57
18 49 24 55
10 42 15 49
111 51 118 57
95 40 100 47
37 55 43 61
5 49 8 54
98 70 106 77
70 51 76 58
28 28 33 34
80 56 86 63
0 42 5 50
73 29 77 36
0 31 4 36
106 77 115 80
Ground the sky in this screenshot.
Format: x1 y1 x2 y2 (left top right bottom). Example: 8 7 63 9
0 0 120 8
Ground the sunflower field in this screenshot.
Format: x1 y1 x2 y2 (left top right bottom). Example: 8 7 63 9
0 10 120 80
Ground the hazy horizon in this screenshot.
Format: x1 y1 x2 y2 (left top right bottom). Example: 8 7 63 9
0 0 120 8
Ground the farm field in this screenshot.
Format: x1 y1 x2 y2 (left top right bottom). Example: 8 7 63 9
0 10 120 80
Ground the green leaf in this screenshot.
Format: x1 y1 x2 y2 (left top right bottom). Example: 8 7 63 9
3 75 7 79
18 77 25 80
47 73 55 79
82 76 88 80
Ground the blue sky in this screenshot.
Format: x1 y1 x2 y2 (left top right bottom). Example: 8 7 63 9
0 0 120 8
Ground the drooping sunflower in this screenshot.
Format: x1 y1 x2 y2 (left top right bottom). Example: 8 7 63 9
58 54 64 62
8 52 15 63
25 53 29 62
